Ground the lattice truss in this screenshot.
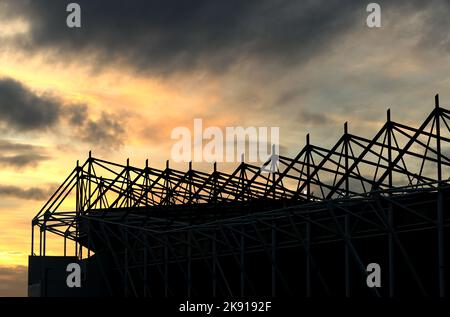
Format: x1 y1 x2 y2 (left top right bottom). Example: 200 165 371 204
33 96 450 237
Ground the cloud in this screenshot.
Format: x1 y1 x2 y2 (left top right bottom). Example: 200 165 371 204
3 0 447 77
0 184 55 200
0 77 60 131
0 139 49 169
299 110 332 125
67 105 125 149
66 103 88 126
413 1 450 53
0 77 126 149
0 153 49 169
1 0 366 75
0 265 27 297
0 139 40 151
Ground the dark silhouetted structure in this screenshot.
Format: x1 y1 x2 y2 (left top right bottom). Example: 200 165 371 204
29 95 450 297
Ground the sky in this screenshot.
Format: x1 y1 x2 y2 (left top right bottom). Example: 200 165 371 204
1 0 450 296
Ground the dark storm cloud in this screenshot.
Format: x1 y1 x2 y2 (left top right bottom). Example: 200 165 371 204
3 0 367 74
1 0 448 76
0 184 54 200
0 77 125 148
0 78 60 131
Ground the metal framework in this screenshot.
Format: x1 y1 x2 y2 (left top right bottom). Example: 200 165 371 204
31 95 450 297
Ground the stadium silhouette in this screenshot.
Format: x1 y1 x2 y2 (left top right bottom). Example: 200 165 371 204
29 95 450 297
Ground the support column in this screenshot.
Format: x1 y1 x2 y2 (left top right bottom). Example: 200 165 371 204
42 226 46 256
344 122 351 297
387 109 395 297
64 233 67 257
435 94 445 297
305 134 312 297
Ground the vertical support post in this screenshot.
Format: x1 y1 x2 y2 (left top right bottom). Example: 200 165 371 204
126 158 130 208
76 160 80 212
306 134 311 297
306 134 311 200
75 160 80 258
213 162 217 217
387 109 395 297
344 123 349 195
145 159 149 208
88 151 92 210
165 160 170 205
271 146 277 296
240 153 245 202
189 161 193 204
64 233 67 257
42 227 46 256
74 233 77 258
435 94 445 297
99 177 103 209
272 144 277 199
436 94 442 183
344 122 351 297
39 227 42 256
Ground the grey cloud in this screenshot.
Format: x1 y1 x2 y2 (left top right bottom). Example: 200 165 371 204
299 110 332 125
66 104 125 149
2 0 365 75
0 184 55 200
413 1 450 52
3 0 446 76
0 139 38 151
79 112 126 150
0 77 60 131
276 89 301 107
0 139 49 169
0 153 49 169
66 104 88 126
0 77 126 149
